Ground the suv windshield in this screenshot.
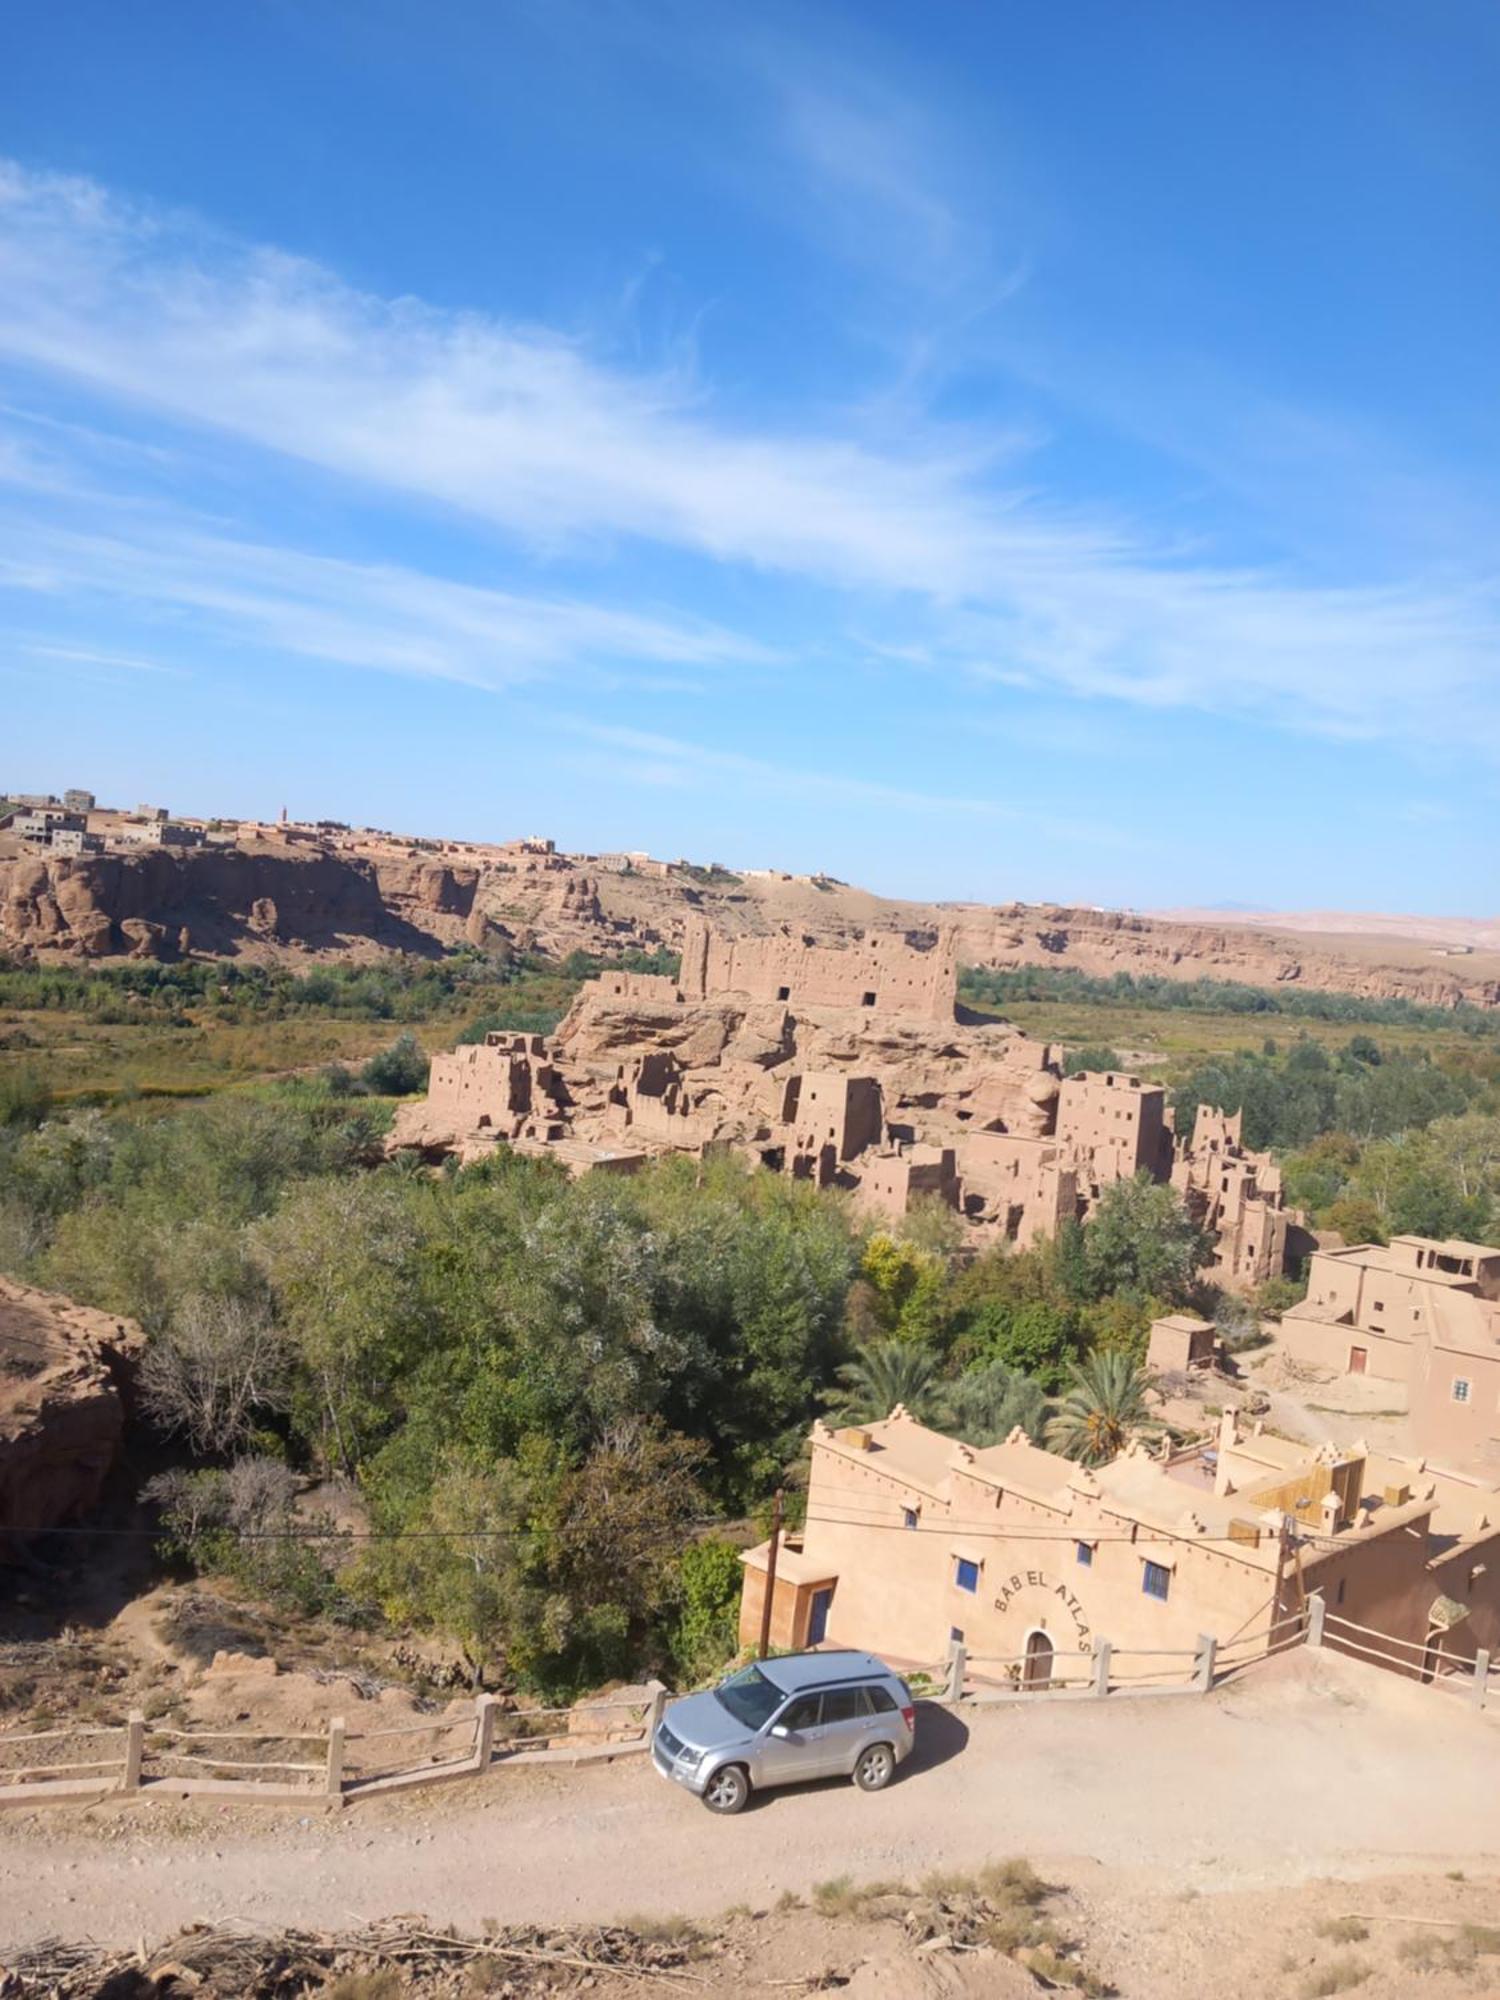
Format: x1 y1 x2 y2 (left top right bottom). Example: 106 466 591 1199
713 1664 785 1732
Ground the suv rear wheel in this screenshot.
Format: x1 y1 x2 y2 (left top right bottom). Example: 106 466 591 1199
853 1742 895 1792
702 1763 750 1814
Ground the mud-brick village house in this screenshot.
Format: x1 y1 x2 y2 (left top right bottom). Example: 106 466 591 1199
741 1394 1500 1687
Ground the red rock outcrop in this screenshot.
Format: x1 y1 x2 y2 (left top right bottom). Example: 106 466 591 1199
3 831 1496 1010
0 1280 143 1547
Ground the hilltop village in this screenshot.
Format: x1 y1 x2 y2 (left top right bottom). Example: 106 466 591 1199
392 915 1314 1287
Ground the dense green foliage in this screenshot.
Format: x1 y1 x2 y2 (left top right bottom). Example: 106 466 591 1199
0 947 536 1024
0 1071 1224 1692
8 947 1494 1693
960 963 1500 1036
1170 1036 1484 1152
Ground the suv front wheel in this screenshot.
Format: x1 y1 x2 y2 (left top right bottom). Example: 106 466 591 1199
702 1763 750 1814
853 1742 895 1792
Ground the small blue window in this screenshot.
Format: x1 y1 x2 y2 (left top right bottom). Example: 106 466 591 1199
903 1508 918 1530
955 1558 980 1594
1142 1561 1170 1601
950 1626 965 1643
1075 1541 1093 1567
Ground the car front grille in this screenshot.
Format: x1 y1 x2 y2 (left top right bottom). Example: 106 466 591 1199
656 1723 685 1761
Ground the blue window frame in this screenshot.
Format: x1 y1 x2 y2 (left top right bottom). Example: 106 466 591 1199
1075 1541 1093 1567
903 1508 918 1530
955 1557 980 1594
1142 1560 1170 1601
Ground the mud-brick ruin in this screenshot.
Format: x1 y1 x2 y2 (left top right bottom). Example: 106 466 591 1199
393 919 1309 1284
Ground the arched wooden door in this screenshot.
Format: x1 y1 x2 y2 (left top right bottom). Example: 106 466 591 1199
1022 1629 1055 1690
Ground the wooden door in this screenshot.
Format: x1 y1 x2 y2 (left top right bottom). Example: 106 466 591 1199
1023 1630 1055 1690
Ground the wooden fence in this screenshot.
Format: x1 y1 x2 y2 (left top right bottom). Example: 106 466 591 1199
4 1592 1493 1810
928 1605 1309 1709
0 1686 666 1811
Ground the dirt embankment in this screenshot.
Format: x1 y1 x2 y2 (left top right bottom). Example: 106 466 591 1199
0 1280 141 1543
3 830 1498 1009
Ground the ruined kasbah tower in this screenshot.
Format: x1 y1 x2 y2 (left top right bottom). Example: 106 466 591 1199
392 914 1305 1290
675 914 959 1021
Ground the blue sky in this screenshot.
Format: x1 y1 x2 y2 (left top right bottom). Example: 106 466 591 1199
1 0 1497 912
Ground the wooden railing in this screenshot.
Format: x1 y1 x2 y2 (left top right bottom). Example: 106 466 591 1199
0 1685 668 1810
4 1598 1491 1811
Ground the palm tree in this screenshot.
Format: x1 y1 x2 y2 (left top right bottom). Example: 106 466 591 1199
829 1340 946 1426
1044 1351 1162 1466
946 1360 1047 1447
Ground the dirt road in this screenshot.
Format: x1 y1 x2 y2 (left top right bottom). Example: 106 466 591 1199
2 1651 1495 1955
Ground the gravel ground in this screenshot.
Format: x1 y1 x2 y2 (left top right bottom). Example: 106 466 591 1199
1 1648 1495 1991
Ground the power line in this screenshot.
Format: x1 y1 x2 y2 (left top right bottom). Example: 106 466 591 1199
7 1514 738 1546
802 1506 1345 1551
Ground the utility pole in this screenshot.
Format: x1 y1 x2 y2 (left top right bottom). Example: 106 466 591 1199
1272 1510 1294 1627
757 1487 784 1662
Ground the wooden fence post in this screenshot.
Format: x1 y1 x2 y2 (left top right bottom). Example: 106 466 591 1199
473 1693 499 1769
325 1716 345 1801
946 1639 967 1704
1194 1634 1217 1693
1091 1640 1112 1700
1472 1650 1491 1713
644 1679 668 1743
122 1711 145 1793
1305 1593 1327 1649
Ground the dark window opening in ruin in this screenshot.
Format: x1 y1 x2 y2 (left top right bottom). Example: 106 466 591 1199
862 992 877 1007
760 1146 785 1173
777 985 791 1001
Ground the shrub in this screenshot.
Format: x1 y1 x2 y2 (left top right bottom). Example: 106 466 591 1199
360 1033 430 1096
1299 1959 1370 1997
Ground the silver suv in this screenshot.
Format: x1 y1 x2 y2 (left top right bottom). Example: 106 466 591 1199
651 1650 916 1814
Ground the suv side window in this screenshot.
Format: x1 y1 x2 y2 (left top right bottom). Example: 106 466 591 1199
862 1685 897 1714
780 1694 822 1731
821 1687 862 1724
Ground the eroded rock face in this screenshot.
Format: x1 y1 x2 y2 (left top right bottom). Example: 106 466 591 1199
0 1280 143 1545
2 833 1497 1011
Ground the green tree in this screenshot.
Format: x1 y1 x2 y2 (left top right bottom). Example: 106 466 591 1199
961 1297 1079 1391
1080 1176 1212 1305
668 1539 745 1686
946 1360 1046 1446
859 1234 945 1340
1045 1352 1162 1466
1325 1195 1388 1246
361 1032 431 1096
358 1457 537 1686
829 1339 947 1426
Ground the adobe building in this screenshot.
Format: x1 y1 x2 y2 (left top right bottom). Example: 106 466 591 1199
1173 1106 1314 1290
679 914 958 1022
390 929 1304 1286
1055 1069 1174 1185
856 1142 960 1221
1279 1234 1500 1470
741 1405 1500 1684
418 1032 572 1145
1146 1313 1218 1375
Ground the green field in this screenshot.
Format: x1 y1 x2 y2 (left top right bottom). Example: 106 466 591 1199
0 960 588 1105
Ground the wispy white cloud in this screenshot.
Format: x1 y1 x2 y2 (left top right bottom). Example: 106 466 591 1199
0 510 767 691
20 639 186 677
544 714 1148 850
0 161 1497 759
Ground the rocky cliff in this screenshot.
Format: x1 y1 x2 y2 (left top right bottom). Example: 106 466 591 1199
0 1280 142 1546
3 834 1496 1010
0 849 479 961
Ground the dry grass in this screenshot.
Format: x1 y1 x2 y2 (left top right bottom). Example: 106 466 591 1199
324 1973 407 2000
1394 1924 1500 1976
1315 1917 1369 1944
1298 1959 1370 1998
806 1857 1104 1994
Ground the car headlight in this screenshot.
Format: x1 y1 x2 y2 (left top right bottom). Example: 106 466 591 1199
676 1744 705 1767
